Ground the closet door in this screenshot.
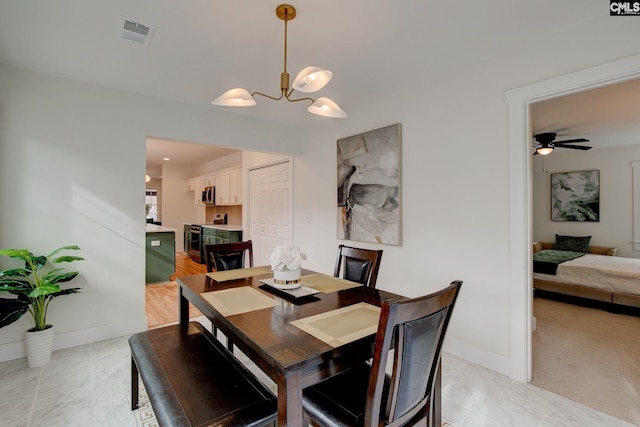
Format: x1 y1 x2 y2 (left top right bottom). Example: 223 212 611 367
249 161 292 266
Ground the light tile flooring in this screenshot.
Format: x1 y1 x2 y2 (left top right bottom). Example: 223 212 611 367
1 321 635 427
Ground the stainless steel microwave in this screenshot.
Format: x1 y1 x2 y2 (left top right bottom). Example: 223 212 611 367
202 186 215 205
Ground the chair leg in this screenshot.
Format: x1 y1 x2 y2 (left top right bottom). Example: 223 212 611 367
131 357 139 410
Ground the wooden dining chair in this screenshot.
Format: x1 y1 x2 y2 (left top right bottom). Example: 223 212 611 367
203 240 253 352
333 244 383 288
204 240 254 273
302 280 462 427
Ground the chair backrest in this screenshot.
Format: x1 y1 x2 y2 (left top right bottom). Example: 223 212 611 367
333 244 383 288
204 240 254 272
365 281 462 427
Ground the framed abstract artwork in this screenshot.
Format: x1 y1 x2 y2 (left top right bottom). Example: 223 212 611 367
551 170 600 222
337 123 401 245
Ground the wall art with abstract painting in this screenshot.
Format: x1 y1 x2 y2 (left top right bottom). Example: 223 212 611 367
551 170 600 222
337 123 401 245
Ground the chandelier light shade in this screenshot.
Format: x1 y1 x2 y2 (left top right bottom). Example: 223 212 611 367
211 4 346 118
292 67 333 93
211 88 257 106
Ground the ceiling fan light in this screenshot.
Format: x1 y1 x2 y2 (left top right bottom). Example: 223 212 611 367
211 88 256 107
292 67 333 93
307 97 347 118
145 174 151 182
536 146 554 155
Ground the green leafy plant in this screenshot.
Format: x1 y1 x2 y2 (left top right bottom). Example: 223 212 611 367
0 246 83 331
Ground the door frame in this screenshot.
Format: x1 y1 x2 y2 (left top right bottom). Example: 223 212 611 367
506 53 640 383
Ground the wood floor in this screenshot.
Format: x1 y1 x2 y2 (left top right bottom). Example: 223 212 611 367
145 251 207 329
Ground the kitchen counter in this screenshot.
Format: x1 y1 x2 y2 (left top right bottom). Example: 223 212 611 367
201 224 242 232
146 224 177 233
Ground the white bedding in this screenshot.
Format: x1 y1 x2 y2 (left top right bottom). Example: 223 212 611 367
533 254 640 296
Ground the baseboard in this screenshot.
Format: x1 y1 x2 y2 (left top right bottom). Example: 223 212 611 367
444 337 511 378
0 316 148 363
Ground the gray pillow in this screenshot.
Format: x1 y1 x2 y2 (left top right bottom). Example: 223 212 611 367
555 234 591 253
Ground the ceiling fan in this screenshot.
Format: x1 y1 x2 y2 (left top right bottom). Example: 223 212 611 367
533 132 591 155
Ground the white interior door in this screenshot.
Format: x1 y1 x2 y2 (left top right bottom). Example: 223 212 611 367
249 161 293 265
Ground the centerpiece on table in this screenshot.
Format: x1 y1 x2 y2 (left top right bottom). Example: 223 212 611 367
270 246 306 289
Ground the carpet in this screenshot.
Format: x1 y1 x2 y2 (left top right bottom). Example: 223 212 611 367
132 386 158 427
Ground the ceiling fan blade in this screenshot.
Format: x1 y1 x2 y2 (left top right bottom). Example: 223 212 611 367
554 138 589 144
557 144 591 150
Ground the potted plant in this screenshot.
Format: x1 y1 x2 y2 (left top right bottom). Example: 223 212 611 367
0 245 83 367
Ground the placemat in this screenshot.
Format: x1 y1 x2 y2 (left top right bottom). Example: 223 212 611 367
206 266 273 282
202 286 279 317
297 273 362 293
290 302 381 347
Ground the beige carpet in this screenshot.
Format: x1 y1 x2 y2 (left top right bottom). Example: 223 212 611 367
532 297 640 425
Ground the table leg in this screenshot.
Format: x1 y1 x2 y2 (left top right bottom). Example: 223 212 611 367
179 287 189 325
278 372 303 427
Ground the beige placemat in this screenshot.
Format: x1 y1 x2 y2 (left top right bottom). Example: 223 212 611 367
298 273 362 293
206 266 273 282
202 286 279 317
290 302 381 347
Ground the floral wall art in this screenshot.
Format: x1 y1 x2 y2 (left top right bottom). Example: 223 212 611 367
337 123 401 245
551 170 600 222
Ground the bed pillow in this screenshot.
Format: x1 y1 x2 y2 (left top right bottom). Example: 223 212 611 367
555 234 591 253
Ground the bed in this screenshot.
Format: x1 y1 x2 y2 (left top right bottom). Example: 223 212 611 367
533 239 640 310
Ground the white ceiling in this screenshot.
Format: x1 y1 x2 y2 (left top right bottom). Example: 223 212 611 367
1 0 638 169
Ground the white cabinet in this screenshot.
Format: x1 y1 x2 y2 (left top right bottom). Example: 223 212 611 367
215 171 230 205
194 177 205 205
204 174 216 188
229 168 242 205
185 178 195 192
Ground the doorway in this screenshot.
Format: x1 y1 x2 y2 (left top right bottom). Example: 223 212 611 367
249 160 293 266
506 54 640 383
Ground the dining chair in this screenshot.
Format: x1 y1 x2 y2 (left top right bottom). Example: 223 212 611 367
203 240 253 352
302 280 463 427
204 240 254 273
333 244 383 288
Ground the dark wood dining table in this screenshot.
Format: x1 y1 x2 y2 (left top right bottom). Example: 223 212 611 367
177 268 439 427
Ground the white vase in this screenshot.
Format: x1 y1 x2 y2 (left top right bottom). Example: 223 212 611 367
273 268 301 285
25 325 55 368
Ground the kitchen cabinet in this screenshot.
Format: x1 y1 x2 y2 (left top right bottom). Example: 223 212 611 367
194 177 205 205
183 224 191 253
229 168 242 204
204 174 216 187
145 225 176 284
185 178 195 192
215 171 230 205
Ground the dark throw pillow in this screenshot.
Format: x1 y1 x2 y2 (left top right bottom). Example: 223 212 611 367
555 234 591 253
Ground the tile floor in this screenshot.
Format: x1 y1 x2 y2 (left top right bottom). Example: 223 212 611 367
1 320 635 427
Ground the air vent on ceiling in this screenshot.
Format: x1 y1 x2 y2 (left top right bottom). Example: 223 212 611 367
118 16 155 47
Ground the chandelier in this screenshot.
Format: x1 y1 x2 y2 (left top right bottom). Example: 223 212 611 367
211 4 346 118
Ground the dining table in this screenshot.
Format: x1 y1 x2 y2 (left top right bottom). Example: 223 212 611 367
177 267 441 427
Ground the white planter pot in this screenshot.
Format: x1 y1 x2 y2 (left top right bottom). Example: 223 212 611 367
25 325 54 368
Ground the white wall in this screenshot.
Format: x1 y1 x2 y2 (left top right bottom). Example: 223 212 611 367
533 145 640 258
0 65 299 361
160 163 200 252
1 10 639 379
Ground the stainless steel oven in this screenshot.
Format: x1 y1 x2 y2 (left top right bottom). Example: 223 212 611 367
189 225 202 263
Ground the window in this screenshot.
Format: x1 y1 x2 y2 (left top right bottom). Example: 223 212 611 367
146 189 158 222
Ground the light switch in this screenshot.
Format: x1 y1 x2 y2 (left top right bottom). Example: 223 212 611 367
151 240 160 247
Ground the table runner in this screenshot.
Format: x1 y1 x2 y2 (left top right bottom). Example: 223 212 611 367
290 302 381 347
206 266 273 282
297 273 362 293
202 286 279 316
